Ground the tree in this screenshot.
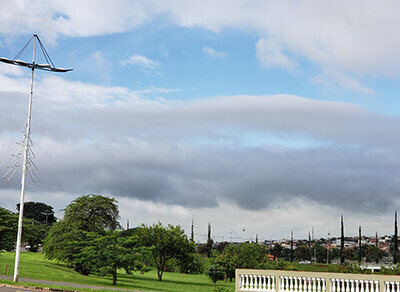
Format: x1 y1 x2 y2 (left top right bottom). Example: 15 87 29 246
271 243 282 259
178 252 205 274
311 244 327 263
308 232 312 261
23 222 50 252
394 211 398 264
0 207 48 252
211 243 268 281
343 247 357 261
208 264 225 290
64 194 120 233
290 231 294 262
375 232 379 264
0 207 18 251
340 215 345 264
44 220 98 274
83 232 151 285
206 222 213 257
134 223 193 281
366 246 383 263
295 245 310 261
358 226 362 262
16 202 56 225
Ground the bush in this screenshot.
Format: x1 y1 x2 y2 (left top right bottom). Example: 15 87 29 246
165 258 180 272
328 263 367 274
260 260 298 271
380 264 400 275
208 264 225 284
211 243 269 281
179 253 205 274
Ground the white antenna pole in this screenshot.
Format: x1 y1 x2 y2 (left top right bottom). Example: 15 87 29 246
13 35 36 283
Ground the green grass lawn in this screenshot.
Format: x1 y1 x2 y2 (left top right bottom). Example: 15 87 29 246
287 261 336 272
0 252 234 291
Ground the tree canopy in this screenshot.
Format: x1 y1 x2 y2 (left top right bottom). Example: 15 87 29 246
133 222 194 281
16 202 56 225
64 194 120 233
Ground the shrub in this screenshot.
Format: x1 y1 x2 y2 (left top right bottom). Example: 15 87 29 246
208 264 225 286
179 253 206 274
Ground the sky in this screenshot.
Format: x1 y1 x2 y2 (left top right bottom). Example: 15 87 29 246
1 0 400 242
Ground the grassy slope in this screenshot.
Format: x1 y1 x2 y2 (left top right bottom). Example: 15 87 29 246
0 252 234 291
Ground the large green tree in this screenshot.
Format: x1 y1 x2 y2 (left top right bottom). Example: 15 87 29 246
134 223 193 281
83 232 152 285
44 194 122 274
64 194 120 233
16 202 56 225
44 221 98 274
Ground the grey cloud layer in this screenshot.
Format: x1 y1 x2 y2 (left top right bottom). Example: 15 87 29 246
1 139 399 213
1 75 400 213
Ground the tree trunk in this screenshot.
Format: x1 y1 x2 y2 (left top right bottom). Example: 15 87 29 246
157 268 163 281
112 265 117 285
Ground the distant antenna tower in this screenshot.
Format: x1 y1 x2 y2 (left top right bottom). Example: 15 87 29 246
0 34 72 283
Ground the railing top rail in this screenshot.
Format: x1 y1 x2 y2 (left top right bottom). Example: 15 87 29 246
236 269 400 282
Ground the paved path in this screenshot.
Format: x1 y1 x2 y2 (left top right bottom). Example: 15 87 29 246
0 276 148 291
0 286 40 292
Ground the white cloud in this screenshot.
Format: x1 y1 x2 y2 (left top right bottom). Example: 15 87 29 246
312 71 375 96
2 1 400 80
256 38 297 71
203 46 227 59
121 54 160 70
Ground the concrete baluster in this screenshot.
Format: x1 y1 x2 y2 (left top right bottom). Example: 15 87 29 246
291 277 295 292
262 275 266 291
281 277 286 292
272 276 276 292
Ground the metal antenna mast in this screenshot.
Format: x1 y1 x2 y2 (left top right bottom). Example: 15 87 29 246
0 34 72 282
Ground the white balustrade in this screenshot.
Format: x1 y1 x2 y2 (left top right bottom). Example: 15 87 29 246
236 269 400 292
